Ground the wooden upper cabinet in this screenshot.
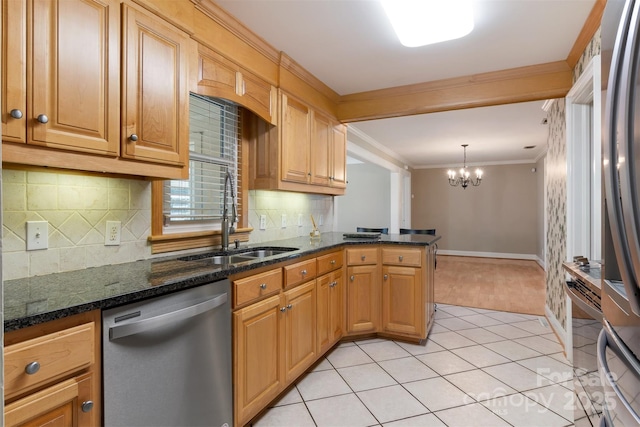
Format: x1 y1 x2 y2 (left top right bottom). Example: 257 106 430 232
2 0 27 144
238 69 276 125
121 3 189 166
198 45 237 100
197 44 275 124
280 92 311 184
3 0 120 154
331 123 347 188
310 110 332 187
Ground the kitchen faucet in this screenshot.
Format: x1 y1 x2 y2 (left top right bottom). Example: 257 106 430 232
221 171 237 251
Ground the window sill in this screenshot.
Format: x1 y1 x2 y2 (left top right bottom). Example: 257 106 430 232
149 227 253 254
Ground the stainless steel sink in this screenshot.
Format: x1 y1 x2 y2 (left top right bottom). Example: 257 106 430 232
178 247 297 264
238 248 296 258
207 255 255 264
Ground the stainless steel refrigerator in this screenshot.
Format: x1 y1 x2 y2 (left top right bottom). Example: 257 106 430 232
601 0 640 425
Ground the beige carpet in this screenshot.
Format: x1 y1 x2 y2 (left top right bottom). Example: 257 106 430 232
434 255 546 316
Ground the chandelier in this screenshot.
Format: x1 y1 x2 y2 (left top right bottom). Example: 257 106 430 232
447 144 483 189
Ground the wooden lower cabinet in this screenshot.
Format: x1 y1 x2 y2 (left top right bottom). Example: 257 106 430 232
317 269 343 354
233 294 285 426
233 244 435 425
3 311 101 427
4 372 95 427
283 281 316 383
382 265 424 338
426 245 437 333
233 279 317 426
346 264 380 334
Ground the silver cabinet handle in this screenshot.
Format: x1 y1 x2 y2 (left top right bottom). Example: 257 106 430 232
329 281 337 288
260 283 267 289
109 293 227 340
10 109 23 119
287 304 293 310
384 274 388 280
399 256 403 262
280 307 287 312
36 114 48 123
129 134 138 142
25 361 40 375
81 401 94 413
330 260 336 265
361 255 366 261
350 275 354 281
301 269 307 276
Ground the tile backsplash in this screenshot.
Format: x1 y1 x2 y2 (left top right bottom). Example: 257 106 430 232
2 169 335 280
2 169 152 280
247 190 334 244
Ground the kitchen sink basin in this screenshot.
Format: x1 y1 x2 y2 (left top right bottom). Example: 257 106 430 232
238 248 296 258
177 247 298 264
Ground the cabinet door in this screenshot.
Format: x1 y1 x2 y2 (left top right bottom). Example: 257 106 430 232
280 92 310 183
122 4 189 166
317 270 343 354
2 0 27 143
239 69 275 124
329 269 344 344
4 372 97 427
331 123 347 188
283 281 316 383
29 0 120 155
234 295 284 426
382 265 424 338
426 245 436 334
346 264 380 334
197 45 239 102
310 110 332 186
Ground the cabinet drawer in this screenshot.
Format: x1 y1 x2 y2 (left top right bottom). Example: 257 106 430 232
4 372 95 427
317 251 343 276
234 268 282 307
284 259 317 288
346 247 378 265
4 322 95 398
382 247 422 267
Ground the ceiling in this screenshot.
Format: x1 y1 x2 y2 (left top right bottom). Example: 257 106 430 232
216 0 597 168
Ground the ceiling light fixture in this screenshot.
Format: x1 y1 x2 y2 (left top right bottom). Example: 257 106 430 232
380 0 475 48
447 144 483 189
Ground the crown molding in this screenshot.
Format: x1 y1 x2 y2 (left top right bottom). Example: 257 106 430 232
191 0 280 64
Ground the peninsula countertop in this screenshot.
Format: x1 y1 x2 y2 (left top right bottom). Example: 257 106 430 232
4 232 440 332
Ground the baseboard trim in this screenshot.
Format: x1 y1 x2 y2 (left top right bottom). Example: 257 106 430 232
545 304 567 349
438 250 541 262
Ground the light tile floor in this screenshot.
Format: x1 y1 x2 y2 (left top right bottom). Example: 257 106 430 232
251 304 575 427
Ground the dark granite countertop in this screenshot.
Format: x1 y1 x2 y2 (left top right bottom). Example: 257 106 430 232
4 232 439 332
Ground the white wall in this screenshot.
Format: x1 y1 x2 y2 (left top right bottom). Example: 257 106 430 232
336 162 391 233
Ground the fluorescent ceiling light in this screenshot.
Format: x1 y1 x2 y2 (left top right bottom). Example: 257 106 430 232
381 0 475 47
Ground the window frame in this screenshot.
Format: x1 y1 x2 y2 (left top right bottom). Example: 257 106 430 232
149 108 252 254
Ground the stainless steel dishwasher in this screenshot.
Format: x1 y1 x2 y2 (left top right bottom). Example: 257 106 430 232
102 279 232 427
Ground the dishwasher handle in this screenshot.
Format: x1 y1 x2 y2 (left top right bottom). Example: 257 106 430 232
109 292 228 340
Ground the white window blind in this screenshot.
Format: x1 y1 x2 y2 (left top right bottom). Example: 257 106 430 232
163 94 240 228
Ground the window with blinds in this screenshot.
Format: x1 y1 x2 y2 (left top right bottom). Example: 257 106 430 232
163 94 240 230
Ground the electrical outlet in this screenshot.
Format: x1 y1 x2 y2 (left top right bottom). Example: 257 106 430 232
297 213 303 227
26 221 48 250
259 214 267 230
105 221 121 246
281 213 287 228
318 214 324 226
